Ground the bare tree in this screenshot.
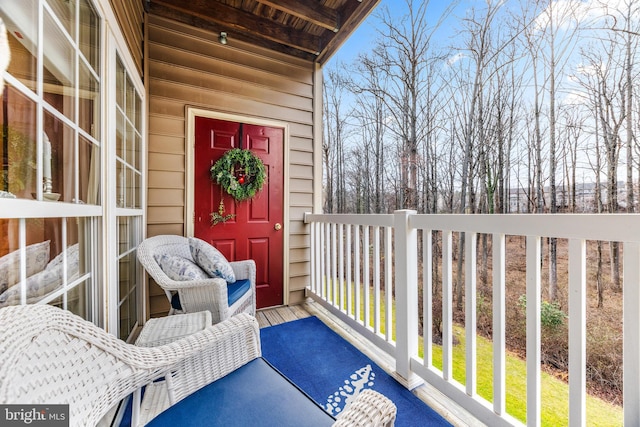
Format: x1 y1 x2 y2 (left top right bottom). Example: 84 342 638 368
602 0 640 212
529 0 582 301
355 0 457 210
578 41 626 290
323 65 352 213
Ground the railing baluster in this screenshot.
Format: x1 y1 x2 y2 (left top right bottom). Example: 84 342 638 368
364 225 370 329
623 241 640 426
317 222 322 297
442 229 453 381
568 238 586 427
423 229 433 368
346 224 353 317
310 221 316 293
526 235 541 427
492 233 506 415
323 222 329 300
354 225 361 323
332 222 338 307
465 232 477 397
374 226 381 334
385 226 393 342
338 223 345 311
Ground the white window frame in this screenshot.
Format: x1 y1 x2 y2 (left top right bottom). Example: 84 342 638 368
104 11 146 338
0 0 146 337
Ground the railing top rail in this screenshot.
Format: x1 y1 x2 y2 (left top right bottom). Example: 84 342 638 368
410 213 640 242
305 212 640 242
304 213 394 227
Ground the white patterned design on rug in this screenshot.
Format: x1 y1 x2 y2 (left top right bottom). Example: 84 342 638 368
325 364 376 415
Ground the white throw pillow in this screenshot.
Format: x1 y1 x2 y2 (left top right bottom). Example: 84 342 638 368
0 243 79 307
188 237 236 283
155 253 209 281
0 240 50 294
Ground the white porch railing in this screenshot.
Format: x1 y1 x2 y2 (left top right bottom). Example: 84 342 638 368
304 211 640 427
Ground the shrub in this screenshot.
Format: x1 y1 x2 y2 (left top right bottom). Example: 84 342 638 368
518 295 567 331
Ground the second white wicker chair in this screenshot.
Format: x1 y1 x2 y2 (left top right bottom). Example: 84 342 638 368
137 235 256 324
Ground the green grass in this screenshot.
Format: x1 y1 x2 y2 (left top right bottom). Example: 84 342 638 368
429 326 622 426
321 280 623 426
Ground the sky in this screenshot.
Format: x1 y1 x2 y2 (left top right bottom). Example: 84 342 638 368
327 0 469 67
328 0 637 68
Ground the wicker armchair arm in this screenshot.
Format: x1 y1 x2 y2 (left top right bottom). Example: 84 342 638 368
162 312 261 404
332 389 397 427
230 259 256 283
155 276 227 291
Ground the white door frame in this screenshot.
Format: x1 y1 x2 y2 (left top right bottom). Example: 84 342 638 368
185 107 290 305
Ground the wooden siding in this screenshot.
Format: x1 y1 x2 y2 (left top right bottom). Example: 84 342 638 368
109 0 144 75
147 15 315 316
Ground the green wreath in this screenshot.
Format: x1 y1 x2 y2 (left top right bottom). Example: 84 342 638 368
210 148 266 201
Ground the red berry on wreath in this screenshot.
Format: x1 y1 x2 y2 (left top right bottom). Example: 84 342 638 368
238 176 245 184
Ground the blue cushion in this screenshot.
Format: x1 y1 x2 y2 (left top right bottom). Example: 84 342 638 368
170 292 182 310
147 358 335 427
170 279 250 310
227 279 250 306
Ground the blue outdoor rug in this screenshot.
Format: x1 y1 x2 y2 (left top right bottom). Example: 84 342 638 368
260 316 452 427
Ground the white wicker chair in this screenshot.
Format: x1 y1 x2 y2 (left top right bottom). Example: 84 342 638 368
137 235 256 323
0 305 397 427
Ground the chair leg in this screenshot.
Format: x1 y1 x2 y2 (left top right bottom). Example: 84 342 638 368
132 388 141 427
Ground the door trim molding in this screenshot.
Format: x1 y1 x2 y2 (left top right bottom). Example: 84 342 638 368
185 107 290 305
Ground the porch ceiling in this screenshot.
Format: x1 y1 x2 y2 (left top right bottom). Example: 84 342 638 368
147 0 380 64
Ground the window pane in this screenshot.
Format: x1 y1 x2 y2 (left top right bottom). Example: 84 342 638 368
134 95 141 131
118 216 129 255
116 159 124 207
44 110 74 202
0 216 92 314
116 57 125 108
117 216 140 339
79 61 99 138
0 84 37 199
126 167 134 208
47 0 75 38
116 110 124 160
126 120 135 166
134 130 141 172
79 0 99 71
78 134 100 204
43 10 75 122
134 170 141 208
66 279 88 318
126 75 135 124
1 2 38 92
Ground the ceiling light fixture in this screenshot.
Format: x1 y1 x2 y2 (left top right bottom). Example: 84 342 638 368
218 32 228 45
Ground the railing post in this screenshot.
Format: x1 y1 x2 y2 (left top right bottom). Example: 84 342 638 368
394 209 422 389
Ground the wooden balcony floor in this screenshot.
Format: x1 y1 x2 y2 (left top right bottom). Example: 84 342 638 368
258 300 485 427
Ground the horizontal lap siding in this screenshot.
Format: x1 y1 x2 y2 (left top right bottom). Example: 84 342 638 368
147 15 314 315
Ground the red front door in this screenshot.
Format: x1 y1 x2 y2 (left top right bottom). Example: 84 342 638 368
194 117 284 308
